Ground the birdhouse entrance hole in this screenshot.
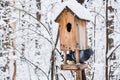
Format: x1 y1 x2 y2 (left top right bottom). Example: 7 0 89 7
66 23 72 32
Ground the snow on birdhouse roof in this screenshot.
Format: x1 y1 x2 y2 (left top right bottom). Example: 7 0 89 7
53 0 92 22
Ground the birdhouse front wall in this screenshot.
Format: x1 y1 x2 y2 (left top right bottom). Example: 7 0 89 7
58 10 76 50
75 19 88 50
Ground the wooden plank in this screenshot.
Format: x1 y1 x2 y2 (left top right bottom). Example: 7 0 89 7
63 50 67 64
59 10 68 50
59 9 76 50
76 49 79 63
61 64 88 70
67 10 76 50
75 19 88 50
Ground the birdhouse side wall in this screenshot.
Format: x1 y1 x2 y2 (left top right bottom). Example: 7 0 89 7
75 19 88 50
58 10 76 50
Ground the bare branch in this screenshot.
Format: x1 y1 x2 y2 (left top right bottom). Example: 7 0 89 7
14 48 49 80
2 1 51 36
107 43 120 59
24 57 49 80
60 73 66 80
12 28 52 45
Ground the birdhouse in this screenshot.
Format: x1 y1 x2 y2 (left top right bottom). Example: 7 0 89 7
54 0 91 51
54 0 92 71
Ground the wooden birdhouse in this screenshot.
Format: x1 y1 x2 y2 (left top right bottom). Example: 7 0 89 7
55 0 91 51
54 0 92 71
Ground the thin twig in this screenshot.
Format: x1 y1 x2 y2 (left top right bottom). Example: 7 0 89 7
0 0 50 36
60 73 66 80
14 48 49 80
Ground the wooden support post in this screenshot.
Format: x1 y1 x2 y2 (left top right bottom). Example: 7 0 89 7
76 70 82 80
63 50 67 64
76 49 79 63
76 49 82 80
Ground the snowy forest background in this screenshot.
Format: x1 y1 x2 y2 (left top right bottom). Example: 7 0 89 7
0 0 120 80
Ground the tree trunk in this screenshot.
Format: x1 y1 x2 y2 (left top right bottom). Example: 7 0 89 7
51 28 59 80
12 1 17 79
36 0 41 21
106 0 115 80
106 0 108 80
12 22 16 80
51 50 55 80
77 0 85 4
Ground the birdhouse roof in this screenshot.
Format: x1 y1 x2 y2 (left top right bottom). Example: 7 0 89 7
53 0 92 22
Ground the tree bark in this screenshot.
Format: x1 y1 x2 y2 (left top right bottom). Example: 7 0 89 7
36 0 41 21
12 1 17 78
12 61 16 80
106 0 108 80
106 0 115 80
51 28 59 80
77 0 85 4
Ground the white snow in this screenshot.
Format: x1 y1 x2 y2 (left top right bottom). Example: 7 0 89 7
0 0 120 80
53 0 92 22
